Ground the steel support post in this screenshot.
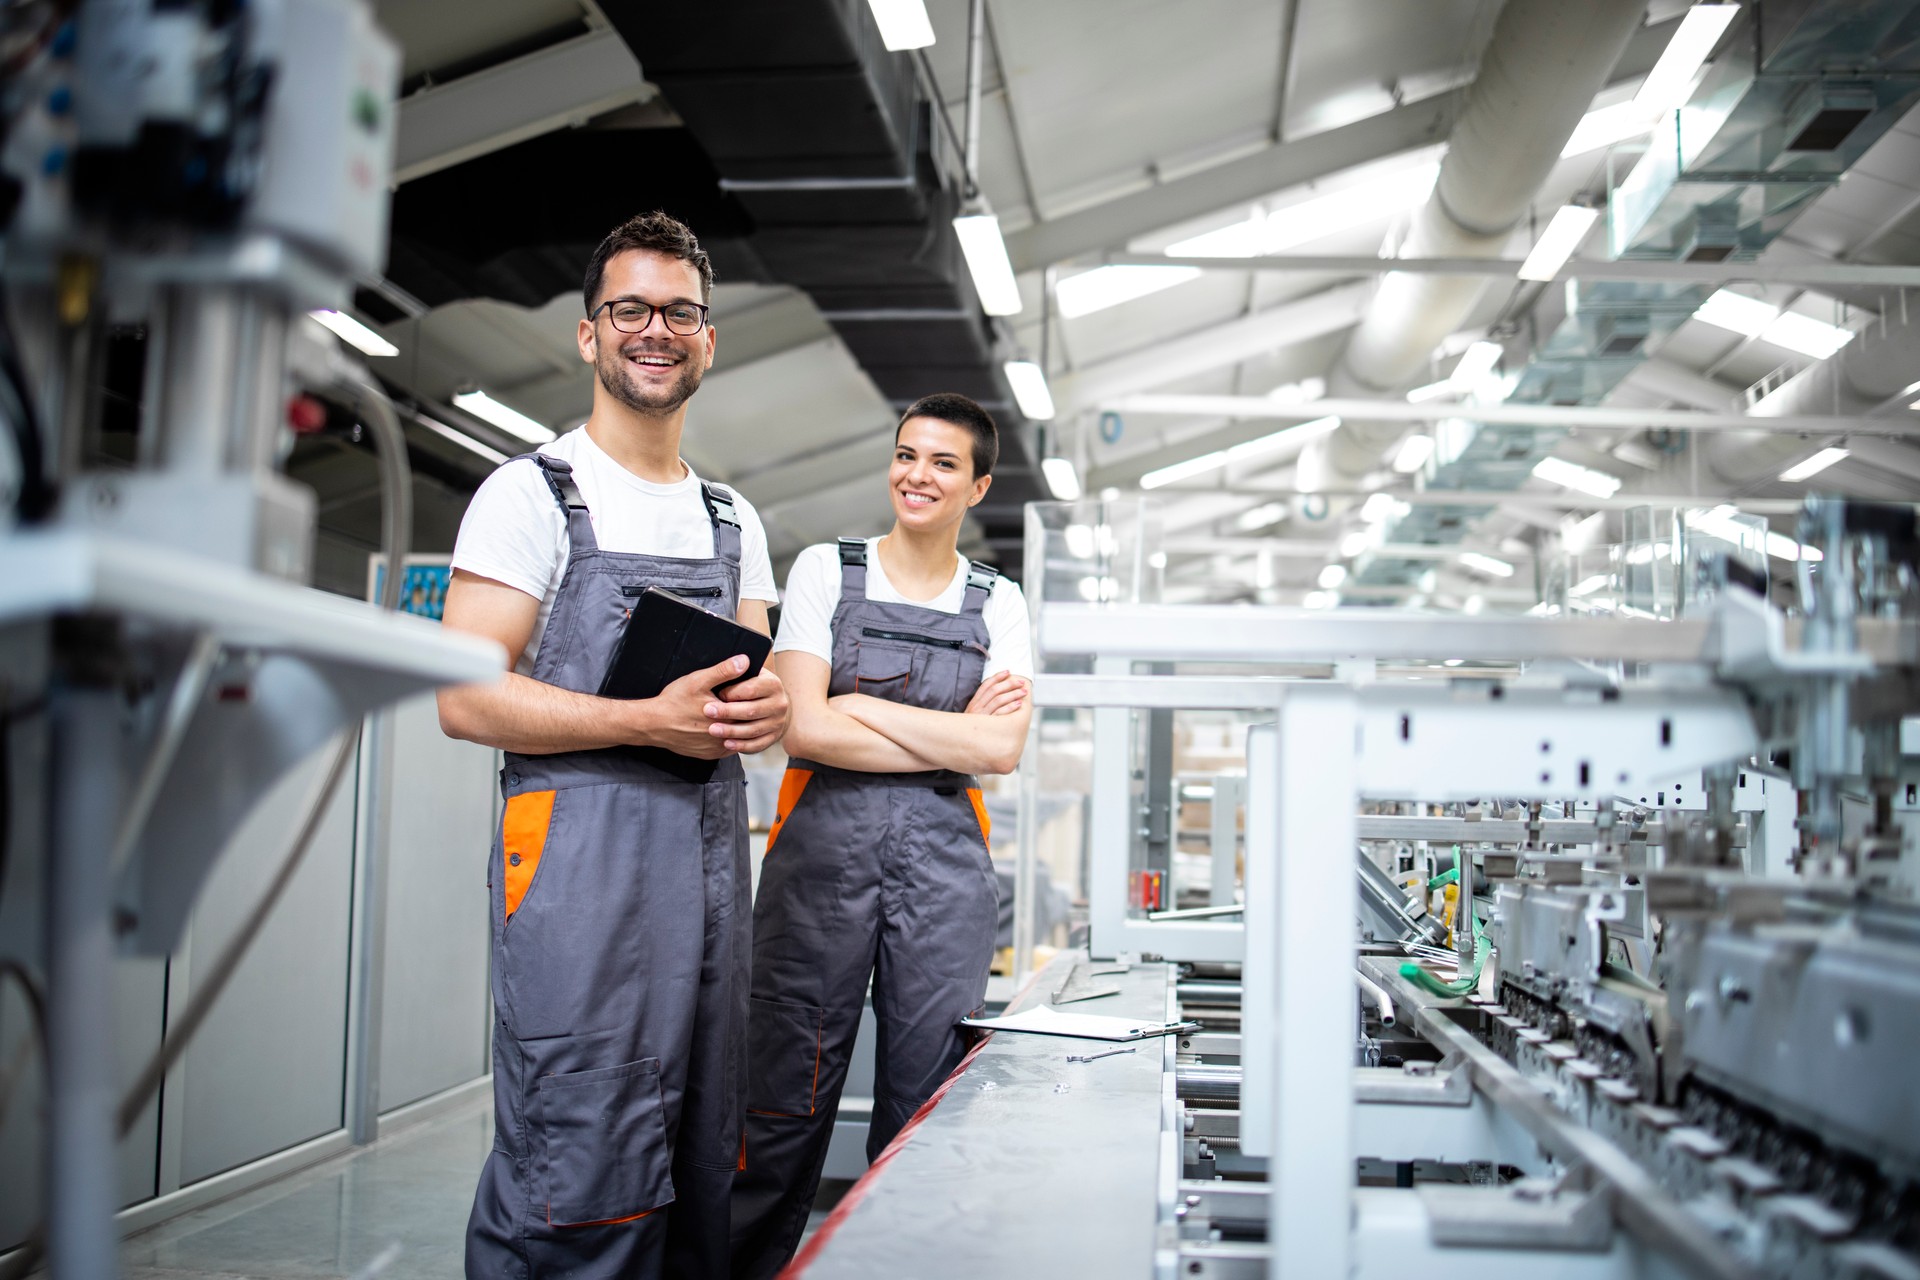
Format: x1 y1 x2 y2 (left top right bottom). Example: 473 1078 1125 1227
46 684 125 1280
1266 685 1358 1277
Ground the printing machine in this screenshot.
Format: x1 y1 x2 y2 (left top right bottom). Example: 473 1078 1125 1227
795 499 1920 1280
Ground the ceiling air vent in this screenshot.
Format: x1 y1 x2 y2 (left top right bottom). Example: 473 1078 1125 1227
1783 81 1877 152
1592 312 1651 357
1673 204 1740 263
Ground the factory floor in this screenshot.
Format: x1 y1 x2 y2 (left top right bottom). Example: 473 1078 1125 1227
118 1094 851 1279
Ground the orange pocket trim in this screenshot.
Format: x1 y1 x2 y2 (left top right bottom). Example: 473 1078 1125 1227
966 787 991 847
765 768 813 856
552 1205 658 1228
502 790 556 920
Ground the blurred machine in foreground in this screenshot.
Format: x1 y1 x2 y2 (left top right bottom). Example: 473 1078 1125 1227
0 3 499 1275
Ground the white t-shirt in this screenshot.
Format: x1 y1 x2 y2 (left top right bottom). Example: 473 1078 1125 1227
773 537 1033 681
452 427 779 675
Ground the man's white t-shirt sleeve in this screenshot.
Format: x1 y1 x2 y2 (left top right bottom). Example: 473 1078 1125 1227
451 461 563 601
726 486 781 604
769 544 838 664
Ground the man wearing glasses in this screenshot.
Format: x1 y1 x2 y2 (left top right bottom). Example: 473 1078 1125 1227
440 211 789 1280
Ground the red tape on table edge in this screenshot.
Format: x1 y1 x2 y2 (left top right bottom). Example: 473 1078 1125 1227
783 962 1055 1276
781 1034 992 1276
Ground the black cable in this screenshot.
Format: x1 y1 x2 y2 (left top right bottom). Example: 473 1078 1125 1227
0 958 48 1280
0 958 47 1128
0 689 47 921
0 288 58 523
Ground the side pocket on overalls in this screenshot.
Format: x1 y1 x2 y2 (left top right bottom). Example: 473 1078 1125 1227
502 789 558 926
539 1058 675 1226
745 999 827 1118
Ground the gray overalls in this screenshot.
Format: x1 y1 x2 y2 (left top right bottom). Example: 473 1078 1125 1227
466 454 751 1280
730 539 1000 1279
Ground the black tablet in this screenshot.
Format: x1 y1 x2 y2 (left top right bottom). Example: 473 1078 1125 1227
599 586 773 781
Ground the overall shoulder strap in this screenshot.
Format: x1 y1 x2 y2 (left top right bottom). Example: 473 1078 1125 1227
961 558 999 616
836 537 868 599
700 481 743 565
522 454 596 554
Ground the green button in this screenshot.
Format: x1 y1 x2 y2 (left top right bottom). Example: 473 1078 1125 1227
353 89 381 133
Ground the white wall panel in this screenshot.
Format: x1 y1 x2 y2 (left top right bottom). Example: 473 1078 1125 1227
376 694 495 1112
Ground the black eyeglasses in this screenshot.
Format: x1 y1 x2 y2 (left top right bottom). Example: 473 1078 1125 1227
589 298 710 335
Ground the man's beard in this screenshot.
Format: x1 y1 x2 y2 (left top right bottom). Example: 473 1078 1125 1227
597 341 704 414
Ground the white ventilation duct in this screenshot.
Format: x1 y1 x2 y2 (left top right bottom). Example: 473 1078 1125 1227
1707 307 1920 484
1300 0 1646 492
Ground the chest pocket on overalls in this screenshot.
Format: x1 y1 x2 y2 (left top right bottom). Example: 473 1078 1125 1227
856 628 980 711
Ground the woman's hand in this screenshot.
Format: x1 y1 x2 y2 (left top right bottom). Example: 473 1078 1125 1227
964 670 1029 717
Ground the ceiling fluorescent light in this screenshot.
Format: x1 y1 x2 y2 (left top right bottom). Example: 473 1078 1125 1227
1360 492 1407 524
1041 456 1082 501
953 213 1024 316
1318 563 1349 589
414 413 508 465
1392 434 1435 474
1140 449 1230 489
310 309 398 358
1560 100 1655 158
1166 162 1441 259
1571 573 1610 597
1405 380 1456 403
1762 311 1855 360
1517 205 1600 282
1693 288 1777 337
1634 4 1740 117
1302 590 1337 609
1780 447 1850 481
867 0 935 50
1054 264 1199 318
453 389 555 444
1226 414 1340 464
1235 501 1288 532
1138 417 1340 490
1696 290 1858 358
1339 530 1371 558
1532 455 1622 498
1458 550 1515 578
1005 360 1056 419
1450 340 1503 389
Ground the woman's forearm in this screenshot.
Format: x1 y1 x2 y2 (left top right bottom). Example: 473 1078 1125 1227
784 702 941 772
833 694 1027 775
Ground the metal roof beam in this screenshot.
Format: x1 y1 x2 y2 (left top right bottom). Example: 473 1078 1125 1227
1001 91 1462 273
1053 281 1371 416
1106 393 1920 438
1093 253 1920 290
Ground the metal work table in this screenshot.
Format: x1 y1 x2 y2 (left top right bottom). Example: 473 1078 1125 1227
793 951 1172 1278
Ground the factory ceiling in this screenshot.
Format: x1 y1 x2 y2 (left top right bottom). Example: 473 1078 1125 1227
298 0 1920 611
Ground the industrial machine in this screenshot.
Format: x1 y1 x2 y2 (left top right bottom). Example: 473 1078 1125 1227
791 498 1920 1280
0 3 501 1275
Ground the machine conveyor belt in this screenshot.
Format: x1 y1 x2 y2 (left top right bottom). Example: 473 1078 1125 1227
791 950 1173 1278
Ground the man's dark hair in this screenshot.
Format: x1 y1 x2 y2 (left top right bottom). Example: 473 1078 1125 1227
898 392 998 478
583 211 714 313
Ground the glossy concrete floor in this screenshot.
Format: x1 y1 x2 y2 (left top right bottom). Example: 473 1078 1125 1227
118 1097 850 1280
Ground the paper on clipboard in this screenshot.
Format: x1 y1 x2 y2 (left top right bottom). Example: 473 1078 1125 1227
958 1006 1197 1041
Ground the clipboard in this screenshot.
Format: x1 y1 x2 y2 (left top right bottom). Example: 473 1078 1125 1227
598 586 773 782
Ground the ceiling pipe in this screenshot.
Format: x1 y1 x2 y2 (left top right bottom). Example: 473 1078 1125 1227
1708 305 1920 485
1298 0 1646 494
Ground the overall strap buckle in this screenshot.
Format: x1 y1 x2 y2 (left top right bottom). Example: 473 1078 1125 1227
700 481 741 530
837 537 868 567
526 454 589 515
961 558 998 617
